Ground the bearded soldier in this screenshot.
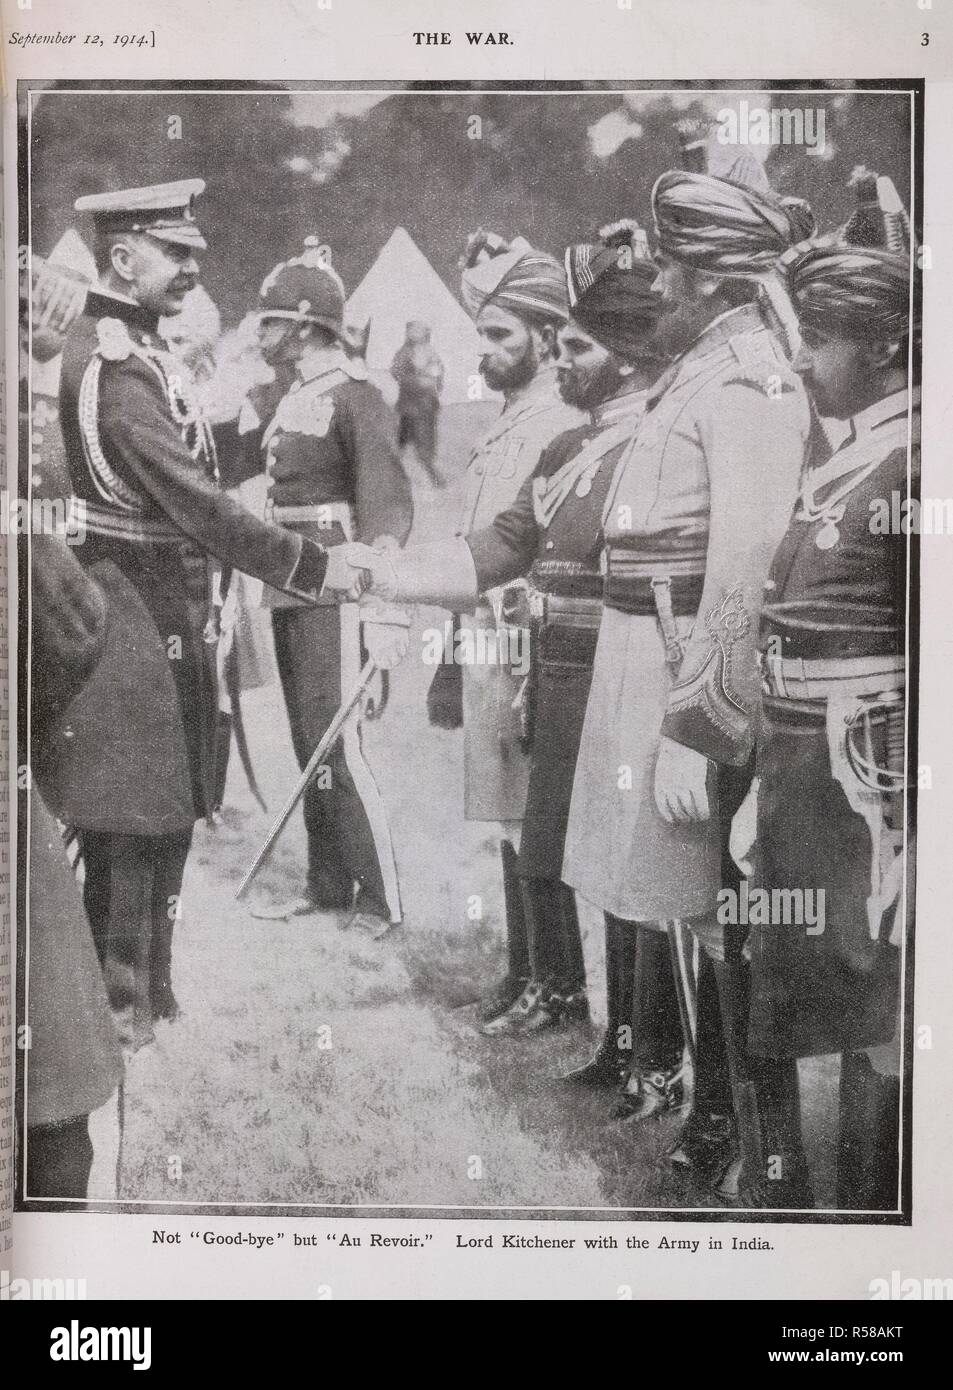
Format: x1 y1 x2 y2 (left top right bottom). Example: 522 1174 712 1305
562 171 813 1139
454 233 583 1019
744 173 916 1210
46 182 360 1049
344 223 667 1039
234 242 413 937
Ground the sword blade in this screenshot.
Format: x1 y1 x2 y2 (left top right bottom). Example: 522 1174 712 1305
236 658 377 901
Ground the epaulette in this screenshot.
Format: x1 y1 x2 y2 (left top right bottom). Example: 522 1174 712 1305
339 355 369 382
93 315 215 470
94 316 136 362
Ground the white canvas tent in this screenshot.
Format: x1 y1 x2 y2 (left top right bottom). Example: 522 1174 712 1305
346 226 497 405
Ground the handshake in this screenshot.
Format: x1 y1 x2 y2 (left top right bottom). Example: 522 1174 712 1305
322 541 401 603
322 541 410 671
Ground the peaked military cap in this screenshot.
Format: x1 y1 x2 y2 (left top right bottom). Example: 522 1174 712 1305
74 179 207 250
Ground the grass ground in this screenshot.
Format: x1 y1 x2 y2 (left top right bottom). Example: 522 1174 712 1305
111 405 840 1217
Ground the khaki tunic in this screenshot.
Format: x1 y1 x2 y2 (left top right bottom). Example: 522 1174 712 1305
459 368 583 821
564 303 809 920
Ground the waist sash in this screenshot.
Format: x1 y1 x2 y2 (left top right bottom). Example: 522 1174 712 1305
761 652 905 703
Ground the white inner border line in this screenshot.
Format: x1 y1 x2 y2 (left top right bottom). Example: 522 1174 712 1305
22 81 918 1216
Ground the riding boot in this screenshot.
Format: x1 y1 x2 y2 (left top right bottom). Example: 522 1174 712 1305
529 877 588 1018
556 885 587 996
738 1059 814 1209
561 913 634 1086
149 919 181 1022
482 878 588 1037
703 948 812 1207
479 839 530 1023
149 832 190 1023
668 949 737 1182
613 924 686 1121
837 1049 900 1211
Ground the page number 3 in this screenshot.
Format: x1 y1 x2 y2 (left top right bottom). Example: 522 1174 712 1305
922 32 930 45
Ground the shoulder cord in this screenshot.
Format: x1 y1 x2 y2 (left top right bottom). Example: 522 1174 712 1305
78 357 143 511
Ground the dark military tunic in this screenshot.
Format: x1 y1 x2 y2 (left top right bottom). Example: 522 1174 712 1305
49 303 329 835
238 348 413 921
749 386 916 1059
467 388 646 877
24 538 123 1137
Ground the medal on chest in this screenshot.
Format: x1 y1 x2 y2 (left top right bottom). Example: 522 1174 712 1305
813 503 846 550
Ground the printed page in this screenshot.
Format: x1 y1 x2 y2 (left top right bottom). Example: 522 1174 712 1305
2 0 952 1319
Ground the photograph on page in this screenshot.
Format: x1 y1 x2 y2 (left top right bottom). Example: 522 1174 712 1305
12 77 921 1227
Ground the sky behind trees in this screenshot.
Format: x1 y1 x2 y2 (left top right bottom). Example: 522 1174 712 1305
27 83 914 327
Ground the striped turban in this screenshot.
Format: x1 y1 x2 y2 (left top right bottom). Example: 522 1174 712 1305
787 172 913 342
788 245 911 342
652 170 816 278
460 231 569 324
564 220 661 362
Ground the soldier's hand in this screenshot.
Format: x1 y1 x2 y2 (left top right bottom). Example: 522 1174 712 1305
341 542 400 600
654 736 712 825
322 543 369 601
362 603 412 670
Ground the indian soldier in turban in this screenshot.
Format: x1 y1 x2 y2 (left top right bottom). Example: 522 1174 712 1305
561 169 813 1170
744 171 917 1210
344 227 667 1041
425 231 583 1026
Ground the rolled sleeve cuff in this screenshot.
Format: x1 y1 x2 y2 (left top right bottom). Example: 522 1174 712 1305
661 652 755 767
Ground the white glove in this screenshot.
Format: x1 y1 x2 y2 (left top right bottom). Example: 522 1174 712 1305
340 542 400 600
361 601 412 670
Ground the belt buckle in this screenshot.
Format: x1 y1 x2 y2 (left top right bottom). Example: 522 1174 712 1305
765 652 790 699
790 657 809 699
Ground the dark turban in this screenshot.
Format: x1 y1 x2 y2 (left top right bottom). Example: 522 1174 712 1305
787 245 911 342
564 220 661 363
652 170 816 277
460 231 569 324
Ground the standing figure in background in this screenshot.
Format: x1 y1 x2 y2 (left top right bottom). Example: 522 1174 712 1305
391 319 445 486
235 241 414 938
456 231 583 1023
